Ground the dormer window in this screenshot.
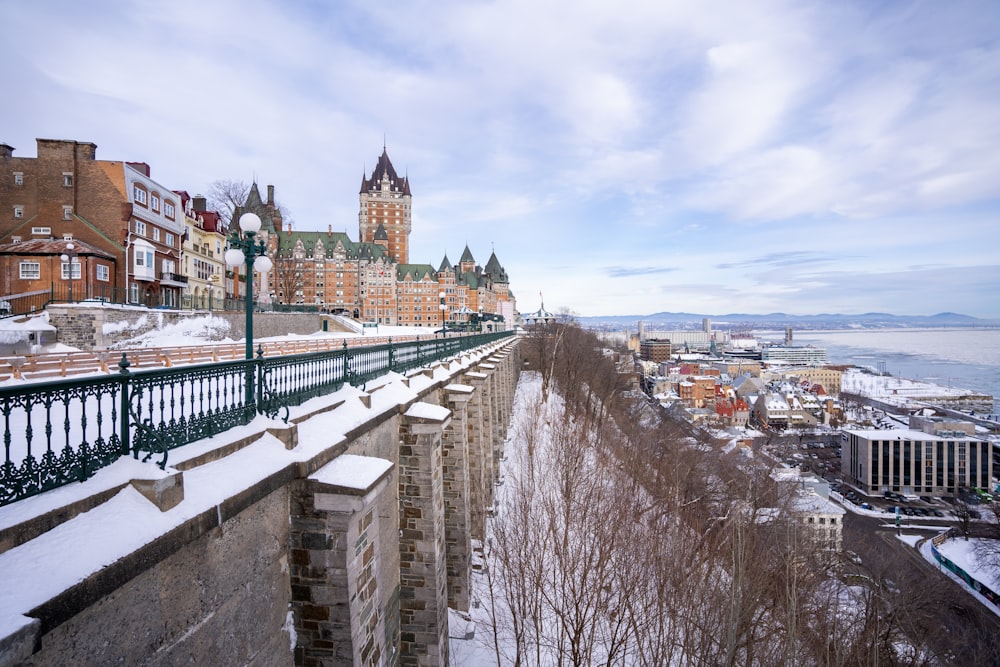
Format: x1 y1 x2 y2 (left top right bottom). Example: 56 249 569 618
151 193 160 212
164 201 175 219
133 184 148 206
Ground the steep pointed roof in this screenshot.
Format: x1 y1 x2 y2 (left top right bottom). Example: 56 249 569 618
244 182 264 208
233 182 279 234
483 251 508 283
460 245 475 263
438 254 453 272
360 147 409 195
373 223 388 241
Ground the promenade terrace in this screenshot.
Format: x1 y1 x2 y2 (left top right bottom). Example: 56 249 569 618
0 330 520 667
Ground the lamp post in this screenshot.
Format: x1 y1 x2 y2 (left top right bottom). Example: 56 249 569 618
59 242 80 303
224 213 273 408
438 290 447 337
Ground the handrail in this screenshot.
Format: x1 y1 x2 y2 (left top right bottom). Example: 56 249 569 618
0 330 513 506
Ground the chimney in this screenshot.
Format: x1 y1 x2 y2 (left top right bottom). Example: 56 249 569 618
193 195 207 212
267 185 274 205
127 161 151 177
328 225 332 237
75 142 97 161
0 144 14 159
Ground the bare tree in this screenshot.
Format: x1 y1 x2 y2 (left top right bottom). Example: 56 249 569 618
206 179 251 228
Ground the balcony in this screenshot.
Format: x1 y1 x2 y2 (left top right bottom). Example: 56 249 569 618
160 272 189 287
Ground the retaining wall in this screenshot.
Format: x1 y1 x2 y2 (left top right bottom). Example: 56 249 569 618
0 337 520 667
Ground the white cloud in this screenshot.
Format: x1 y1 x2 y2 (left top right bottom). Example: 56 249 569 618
2 0 998 317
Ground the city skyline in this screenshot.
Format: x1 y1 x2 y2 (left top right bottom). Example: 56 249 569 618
2 0 998 318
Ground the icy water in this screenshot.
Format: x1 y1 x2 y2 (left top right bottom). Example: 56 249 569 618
787 328 1000 412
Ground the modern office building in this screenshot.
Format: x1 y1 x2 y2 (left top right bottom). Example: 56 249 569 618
842 428 992 496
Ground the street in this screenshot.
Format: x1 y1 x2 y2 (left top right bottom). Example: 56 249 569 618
842 511 1000 664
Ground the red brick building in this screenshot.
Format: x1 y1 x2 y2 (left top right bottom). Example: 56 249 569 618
0 139 187 307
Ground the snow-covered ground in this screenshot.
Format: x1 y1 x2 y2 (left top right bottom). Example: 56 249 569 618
0 310 453 354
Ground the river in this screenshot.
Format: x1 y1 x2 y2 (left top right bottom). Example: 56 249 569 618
782 328 1000 414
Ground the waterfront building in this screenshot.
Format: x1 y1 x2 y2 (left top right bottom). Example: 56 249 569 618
761 345 828 365
842 428 992 496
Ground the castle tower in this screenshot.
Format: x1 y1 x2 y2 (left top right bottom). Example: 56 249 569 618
359 147 411 263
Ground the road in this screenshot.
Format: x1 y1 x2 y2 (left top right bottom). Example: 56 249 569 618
843 510 1000 664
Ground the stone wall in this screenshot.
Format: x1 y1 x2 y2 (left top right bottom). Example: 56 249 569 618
23 486 294 667
45 304 322 350
0 337 521 667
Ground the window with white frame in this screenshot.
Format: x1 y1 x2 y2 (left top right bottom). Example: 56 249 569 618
153 228 160 242
13 206 22 219
13 172 23 186
151 193 160 212
130 283 139 303
164 201 175 219
63 206 72 220
19 261 40 280
133 185 148 205
135 220 146 235
162 259 175 275
61 261 82 280
97 264 110 282
135 247 153 268
31 227 50 235
63 173 73 187
165 232 174 247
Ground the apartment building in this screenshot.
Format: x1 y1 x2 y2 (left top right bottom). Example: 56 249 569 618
0 139 186 307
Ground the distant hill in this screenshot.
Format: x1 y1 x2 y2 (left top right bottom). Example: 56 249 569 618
576 311 998 331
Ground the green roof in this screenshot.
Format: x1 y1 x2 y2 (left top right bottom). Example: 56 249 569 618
274 230 387 261
396 263 437 282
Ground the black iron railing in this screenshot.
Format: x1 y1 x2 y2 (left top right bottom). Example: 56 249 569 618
0 330 513 506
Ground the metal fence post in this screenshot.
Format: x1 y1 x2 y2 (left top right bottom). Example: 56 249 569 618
118 353 131 456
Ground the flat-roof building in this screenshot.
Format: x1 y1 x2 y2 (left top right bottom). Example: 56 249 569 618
842 429 992 496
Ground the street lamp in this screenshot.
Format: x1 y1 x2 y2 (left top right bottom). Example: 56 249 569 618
438 290 447 337
224 213 273 361
60 242 80 303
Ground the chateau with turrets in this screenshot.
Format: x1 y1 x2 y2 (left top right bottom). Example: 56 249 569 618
242 147 515 328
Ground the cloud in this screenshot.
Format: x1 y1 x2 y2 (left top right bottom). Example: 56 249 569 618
605 266 678 278
2 0 998 318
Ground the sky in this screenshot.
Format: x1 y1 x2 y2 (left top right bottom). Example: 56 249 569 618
2 0 999 319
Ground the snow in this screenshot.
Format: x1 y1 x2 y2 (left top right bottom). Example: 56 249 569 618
404 402 451 421
310 454 392 491
0 318 508 640
919 537 1000 618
